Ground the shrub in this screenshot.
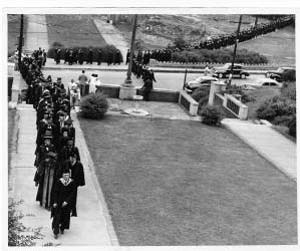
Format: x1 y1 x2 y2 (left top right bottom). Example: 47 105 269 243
8 199 42 246
80 92 109 119
272 115 294 127
281 82 296 100
288 115 296 137
191 85 210 103
256 96 296 122
174 37 187 50
200 105 223 126
282 70 296 82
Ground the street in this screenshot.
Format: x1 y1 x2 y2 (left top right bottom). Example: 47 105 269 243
43 69 267 91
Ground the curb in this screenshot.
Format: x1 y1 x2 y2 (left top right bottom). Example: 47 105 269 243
43 65 267 75
72 112 119 246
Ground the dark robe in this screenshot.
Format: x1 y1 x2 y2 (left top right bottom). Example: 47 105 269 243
67 160 85 216
51 178 76 234
59 145 80 163
35 158 58 209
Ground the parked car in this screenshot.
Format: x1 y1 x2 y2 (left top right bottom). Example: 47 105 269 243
212 63 250 79
265 67 295 82
184 76 220 93
251 78 282 88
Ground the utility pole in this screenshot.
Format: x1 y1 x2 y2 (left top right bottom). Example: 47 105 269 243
228 15 242 86
254 16 258 27
18 14 24 70
119 14 138 99
125 14 138 85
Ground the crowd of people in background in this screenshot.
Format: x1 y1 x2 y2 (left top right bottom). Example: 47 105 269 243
19 49 86 239
53 47 123 66
125 15 295 62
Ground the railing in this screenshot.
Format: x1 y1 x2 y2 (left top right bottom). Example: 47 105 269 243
214 93 224 106
223 94 248 120
178 90 199 116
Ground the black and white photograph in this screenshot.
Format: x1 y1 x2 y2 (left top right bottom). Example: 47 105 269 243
2 1 299 249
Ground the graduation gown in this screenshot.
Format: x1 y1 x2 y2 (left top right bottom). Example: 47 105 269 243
51 178 76 234
35 158 58 209
69 160 85 216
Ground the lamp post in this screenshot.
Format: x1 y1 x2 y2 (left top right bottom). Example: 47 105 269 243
18 14 24 70
119 14 138 99
125 14 137 85
228 15 242 87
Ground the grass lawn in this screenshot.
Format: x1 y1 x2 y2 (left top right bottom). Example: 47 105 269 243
46 15 107 48
79 115 297 245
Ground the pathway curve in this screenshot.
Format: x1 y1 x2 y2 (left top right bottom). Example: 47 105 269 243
9 104 117 246
24 15 49 53
222 118 297 181
93 19 128 63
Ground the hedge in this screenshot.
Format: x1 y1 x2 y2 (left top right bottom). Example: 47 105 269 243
79 92 109 119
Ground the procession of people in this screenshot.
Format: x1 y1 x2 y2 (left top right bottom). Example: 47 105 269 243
54 47 123 65
19 49 86 239
15 15 295 240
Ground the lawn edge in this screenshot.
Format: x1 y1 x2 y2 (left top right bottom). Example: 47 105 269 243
72 111 120 246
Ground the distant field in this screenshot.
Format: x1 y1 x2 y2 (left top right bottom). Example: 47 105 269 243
46 15 107 48
238 26 295 65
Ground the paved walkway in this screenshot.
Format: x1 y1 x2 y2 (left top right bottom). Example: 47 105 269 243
24 15 49 53
9 104 117 246
93 19 129 63
107 98 201 121
222 118 297 181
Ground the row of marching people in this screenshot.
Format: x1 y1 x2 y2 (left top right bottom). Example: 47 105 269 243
19 48 86 239
33 81 86 239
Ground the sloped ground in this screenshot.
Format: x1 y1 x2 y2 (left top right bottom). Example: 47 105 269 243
46 15 107 48
79 116 297 245
238 25 295 65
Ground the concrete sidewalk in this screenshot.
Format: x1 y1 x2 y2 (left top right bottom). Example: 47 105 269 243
9 104 117 246
222 118 297 181
93 19 129 63
24 14 49 52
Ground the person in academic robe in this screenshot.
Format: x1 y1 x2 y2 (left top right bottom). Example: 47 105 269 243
59 138 80 163
78 49 84 65
51 168 76 239
34 151 58 209
87 49 93 64
126 49 130 64
97 49 102 65
66 152 85 217
34 131 56 167
141 77 153 101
